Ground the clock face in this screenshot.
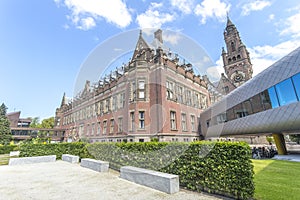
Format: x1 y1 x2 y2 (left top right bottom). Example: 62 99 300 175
234 74 243 82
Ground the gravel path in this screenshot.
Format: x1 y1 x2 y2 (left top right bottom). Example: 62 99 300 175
0 161 225 200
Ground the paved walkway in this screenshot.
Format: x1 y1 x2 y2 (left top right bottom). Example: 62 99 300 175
0 161 225 200
273 154 300 162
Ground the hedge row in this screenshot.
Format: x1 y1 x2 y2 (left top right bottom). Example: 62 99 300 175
87 141 254 199
0 145 18 154
19 142 92 159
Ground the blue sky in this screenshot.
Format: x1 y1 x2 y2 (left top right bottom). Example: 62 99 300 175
1 0 300 120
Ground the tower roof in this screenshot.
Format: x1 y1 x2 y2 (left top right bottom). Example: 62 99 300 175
226 16 234 27
132 30 150 60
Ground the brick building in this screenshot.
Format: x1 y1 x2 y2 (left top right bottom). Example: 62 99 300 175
55 30 210 143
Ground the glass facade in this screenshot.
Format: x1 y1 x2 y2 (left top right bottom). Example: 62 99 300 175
210 72 300 126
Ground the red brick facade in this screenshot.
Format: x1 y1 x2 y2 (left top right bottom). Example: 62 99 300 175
55 30 210 142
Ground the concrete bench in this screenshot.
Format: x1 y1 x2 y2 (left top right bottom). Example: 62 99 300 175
120 166 179 194
80 158 109 172
9 155 56 166
9 151 20 157
62 154 79 163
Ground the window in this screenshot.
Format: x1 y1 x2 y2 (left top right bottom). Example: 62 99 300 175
97 122 101 135
139 111 145 129
268 86 279 108
86 124 90 136
166 81 174 99
105 99 110 112
170 111 177 130
112 96 117 111
103 121 107 134
223 86 229 94
191 115 196 131
177 86 183 103
138 80 145 99
130 112 135 131
186 90 192 106
110 119 114 134
217 113 227 124
100 101 104 114
275 78 298 106
292 73 300 99
119 93 125 108
206 119 210 128
131 81 136 100
91 123 95 136
118 118 123 133
236 111 248 118
181 113 187 131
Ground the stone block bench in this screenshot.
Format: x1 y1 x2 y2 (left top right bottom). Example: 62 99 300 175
80 158 109 172
120 166 179 194
9 155 56 166
62 154 79 163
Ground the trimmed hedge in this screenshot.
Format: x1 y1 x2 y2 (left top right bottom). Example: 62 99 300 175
87 141 254 199
0 145 18 154
19 142 92 159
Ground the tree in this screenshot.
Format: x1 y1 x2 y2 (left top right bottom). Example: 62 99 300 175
29 117 40 128
39 117 54 129
0 103 12 145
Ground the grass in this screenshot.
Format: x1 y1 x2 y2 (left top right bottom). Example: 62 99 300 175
253 159 300 200
0 154 10 165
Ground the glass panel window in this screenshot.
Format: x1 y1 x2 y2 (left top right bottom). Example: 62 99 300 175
191 115 196 131
110 119 114 134
91 123 95 136
181 113 187 131
177 86 183 103
119 93 125 108
118 118 123 132
138 80 145 99
166 81 174 99
292 73 300 100
275 78 297 106
103 121 107 134
112 96 117 111
268 86 279 108
217 113 227 124
139 111 145 129
170 111 176 130
97 122 101 135
130 112 135 131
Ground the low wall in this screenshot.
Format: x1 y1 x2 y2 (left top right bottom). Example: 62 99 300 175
80 159 109 172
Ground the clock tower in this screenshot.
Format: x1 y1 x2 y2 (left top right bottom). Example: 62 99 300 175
222 17 253 87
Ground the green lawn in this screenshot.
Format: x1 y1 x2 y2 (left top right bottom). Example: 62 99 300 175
0 154 10 165
253 159 300 200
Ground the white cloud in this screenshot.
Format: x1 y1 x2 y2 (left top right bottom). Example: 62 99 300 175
170 0 194 14
268 14 275 21
280 12 300 38
206 57 224 80
241 0 271 16
136 3 175 29
248 40 300 76
58 0 132 30
194 0 230 24
163 32 182 45
77 17 96 30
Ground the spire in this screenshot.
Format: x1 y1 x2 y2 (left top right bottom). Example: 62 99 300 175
132 29 150 60
60 92 66 107
226 13 234 27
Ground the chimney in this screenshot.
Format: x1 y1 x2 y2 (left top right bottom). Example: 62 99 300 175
154 29 163 43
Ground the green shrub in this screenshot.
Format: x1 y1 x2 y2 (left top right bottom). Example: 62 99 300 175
87 141 254 199
0 145 18 154
19 142 92 159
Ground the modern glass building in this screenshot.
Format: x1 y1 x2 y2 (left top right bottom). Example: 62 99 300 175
199 46 300 155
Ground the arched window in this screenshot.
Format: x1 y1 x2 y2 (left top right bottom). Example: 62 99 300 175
228 58 232 63
237 55 241 59
233 56 236 61
231 41 236 52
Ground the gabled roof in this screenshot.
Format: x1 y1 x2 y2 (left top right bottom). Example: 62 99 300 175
132 30 150 60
